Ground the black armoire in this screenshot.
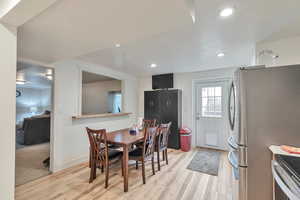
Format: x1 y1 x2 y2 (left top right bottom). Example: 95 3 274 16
144 89 182 149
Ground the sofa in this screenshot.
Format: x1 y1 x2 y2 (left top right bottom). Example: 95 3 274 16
22 114 50 145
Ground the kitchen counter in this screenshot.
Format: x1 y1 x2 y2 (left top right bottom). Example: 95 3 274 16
269 145 300 158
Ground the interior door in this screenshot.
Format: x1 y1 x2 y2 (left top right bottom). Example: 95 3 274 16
195 80 230 150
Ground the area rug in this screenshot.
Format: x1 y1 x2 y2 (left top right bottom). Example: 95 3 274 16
15 143 50 186
187 149 221 176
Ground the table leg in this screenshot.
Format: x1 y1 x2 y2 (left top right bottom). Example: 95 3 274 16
123 144 129 192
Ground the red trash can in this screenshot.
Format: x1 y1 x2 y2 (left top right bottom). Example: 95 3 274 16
180 127 192 152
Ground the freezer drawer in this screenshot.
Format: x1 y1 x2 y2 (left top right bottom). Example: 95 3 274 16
228 150 248 200
232 171 239 200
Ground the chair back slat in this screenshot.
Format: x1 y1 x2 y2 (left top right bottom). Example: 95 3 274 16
142 119 157 129
143 127 158 158
86 128 108 163
158 122 172 150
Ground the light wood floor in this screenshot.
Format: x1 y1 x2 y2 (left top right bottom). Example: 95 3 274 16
15 149 233 200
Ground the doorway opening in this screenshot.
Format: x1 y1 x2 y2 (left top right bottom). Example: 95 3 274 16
194 79 230 151
15 62 54 186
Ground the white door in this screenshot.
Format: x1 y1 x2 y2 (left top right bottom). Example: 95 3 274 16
195 80 229 150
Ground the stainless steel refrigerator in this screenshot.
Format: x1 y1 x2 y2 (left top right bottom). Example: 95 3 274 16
227 65 300 200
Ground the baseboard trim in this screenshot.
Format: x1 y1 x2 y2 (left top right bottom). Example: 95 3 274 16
53 155 88 172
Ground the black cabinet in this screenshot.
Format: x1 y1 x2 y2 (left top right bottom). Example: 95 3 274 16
144 89 182 149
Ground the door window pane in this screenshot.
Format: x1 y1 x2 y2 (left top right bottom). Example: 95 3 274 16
201 87 222 117
215 87 222 96
202 88 207 97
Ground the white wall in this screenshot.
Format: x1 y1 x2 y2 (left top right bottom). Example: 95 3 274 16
82 80 121 114
52 60 138 172
16 87 52 125
256 35 300 67
138 68 236 147
0 23 16 200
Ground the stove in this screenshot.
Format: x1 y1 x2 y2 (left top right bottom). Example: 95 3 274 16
272 155 300 200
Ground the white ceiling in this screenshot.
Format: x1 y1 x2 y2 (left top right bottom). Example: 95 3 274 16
18 0 300 76
18 0 190 63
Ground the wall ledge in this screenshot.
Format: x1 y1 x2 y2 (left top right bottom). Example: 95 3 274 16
72 112 132 120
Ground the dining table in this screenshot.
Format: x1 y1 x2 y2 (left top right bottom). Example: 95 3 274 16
106 128 144 192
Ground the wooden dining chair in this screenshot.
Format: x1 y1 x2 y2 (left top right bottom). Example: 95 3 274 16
142 119 157 128
129 127 158 184
156 122 172 171
134 119 157 164
89 142 120 168
86 128 122 187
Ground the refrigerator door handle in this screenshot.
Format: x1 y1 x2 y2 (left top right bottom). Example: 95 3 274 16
228 81 236 131
238 146 248 167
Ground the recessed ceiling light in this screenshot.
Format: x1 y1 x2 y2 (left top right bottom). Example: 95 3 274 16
115 43 121 48
220 8 234 17
150 63 157 68
217 52 225 57
16 80 26 85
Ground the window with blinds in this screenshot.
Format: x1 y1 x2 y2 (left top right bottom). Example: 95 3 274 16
201 87 222 117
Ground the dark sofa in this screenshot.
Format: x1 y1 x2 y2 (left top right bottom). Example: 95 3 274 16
22 115 50 145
